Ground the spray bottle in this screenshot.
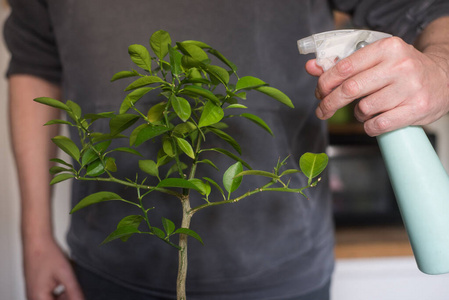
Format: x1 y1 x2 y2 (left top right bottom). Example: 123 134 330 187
298 29 449 275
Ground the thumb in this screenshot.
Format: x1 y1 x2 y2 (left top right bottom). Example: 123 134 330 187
305 59 324 76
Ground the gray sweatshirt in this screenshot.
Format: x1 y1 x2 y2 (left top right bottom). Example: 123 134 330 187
5 0 449 298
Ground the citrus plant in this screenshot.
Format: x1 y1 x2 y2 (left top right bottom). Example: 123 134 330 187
35 30 328 300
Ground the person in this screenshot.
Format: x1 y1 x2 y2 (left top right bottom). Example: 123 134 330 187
4 1 449 299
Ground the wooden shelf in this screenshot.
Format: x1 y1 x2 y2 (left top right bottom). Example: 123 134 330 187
335 226 413 258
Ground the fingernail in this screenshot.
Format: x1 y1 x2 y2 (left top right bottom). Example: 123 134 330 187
315 88 321 100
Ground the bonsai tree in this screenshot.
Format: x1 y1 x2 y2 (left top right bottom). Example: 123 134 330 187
35 30 328 300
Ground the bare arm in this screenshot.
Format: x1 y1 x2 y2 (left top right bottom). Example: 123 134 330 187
9 74 83 300
306 16 449 136
414 16 449 69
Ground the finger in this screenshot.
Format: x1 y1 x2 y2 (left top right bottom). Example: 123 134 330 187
363 105 418 136
316 64 392 120
56 268 84 300
354 84 405 122
305 59 324 76
316 39 388 99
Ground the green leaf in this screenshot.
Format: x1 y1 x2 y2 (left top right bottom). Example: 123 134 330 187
115 214 144 242
168 45 183 76
226 104 247 109
174 228 204 245
255 86 294 108
280 169 301 177
151 227 166 239
110 147 142 157
101 225 141 245
150 30 172 60
49 166 72 175
90 132 127 143
171 95 191 122
124 76 165 91
132 125 170 147
204 65 229 86
51 136 80 162
177 42 209 63
109 114 139 136
208 127 241 154
204 148 251 170
178 40 211 49
176 137 195 159
162 217 176 236
235 76 267 91
118 215 144 229
236 170 279 179
128 44 152 72
44 119 74 126
198 101 224 128
84 112 116 121
181 86 220 105
66 100 82 121
34 97 69 111
50 158 74 169
181 55 203 69
299 153 329 185
147 101 167 123
139 160 159 178
50 173 75 185
207 49 237 73
157 178 204 193
110 70 140 82
104 157 117 172
203 177 226 200
162 138 175 157
173 122 197 137
165 161 187 178
86 159 105 177
71 191 124 213
240 113 273 135
182 78 211 85
223 161 243 196
197 159 219 171
120 87 157 114
188 178 211 196
81 141 111 167
157 154 173 167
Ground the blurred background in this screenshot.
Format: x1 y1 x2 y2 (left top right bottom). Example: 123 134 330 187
2 4 449 300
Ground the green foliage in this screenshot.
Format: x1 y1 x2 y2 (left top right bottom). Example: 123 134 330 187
299 152 329 185
223 161 243 198
35 30 328 298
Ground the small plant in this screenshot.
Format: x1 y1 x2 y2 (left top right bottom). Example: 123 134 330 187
35 30 328 299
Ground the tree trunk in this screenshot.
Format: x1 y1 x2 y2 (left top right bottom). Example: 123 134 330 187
177 197 192 300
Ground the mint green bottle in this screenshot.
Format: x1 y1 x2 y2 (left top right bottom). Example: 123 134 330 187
377 126 449 274
298 30 449 274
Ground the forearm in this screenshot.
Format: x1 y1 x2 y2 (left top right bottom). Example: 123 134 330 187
415 16 449 67
8 75 62 246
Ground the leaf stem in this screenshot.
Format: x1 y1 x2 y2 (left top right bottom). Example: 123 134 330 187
77 176 182 198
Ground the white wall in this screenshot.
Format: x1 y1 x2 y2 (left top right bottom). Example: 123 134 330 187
0 6 71 300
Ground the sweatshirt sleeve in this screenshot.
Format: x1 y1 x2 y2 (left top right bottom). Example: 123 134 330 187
331 0 449 43
3 0 62 84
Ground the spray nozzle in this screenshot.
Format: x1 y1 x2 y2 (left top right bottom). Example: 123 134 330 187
298 29 392 71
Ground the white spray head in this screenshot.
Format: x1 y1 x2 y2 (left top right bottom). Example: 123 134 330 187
298 29 392 71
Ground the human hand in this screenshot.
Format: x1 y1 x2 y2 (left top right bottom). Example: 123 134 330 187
305 36 449 136
23 237 84 300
